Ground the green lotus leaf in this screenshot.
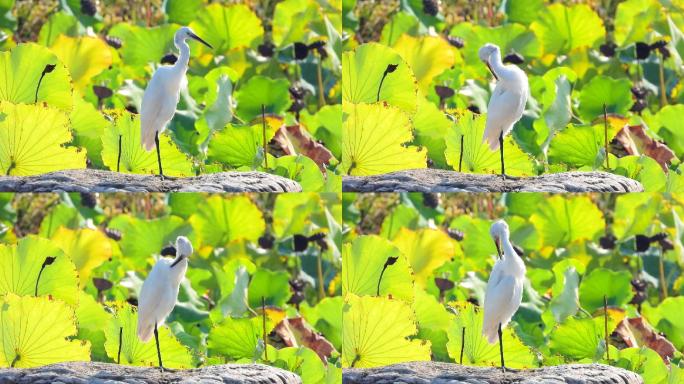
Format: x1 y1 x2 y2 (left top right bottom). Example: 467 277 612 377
300 296 343 350
300 104 342 159
342 294 431 368
50 35 113 91
39 203 83 238
51 227 113 287
530 3 604 55
392 35 458 93
0 235 79 305
69 96 108 169
578 76 632 122
273 347 326 384
652 105 684 157
392 228 455 287
413 288 452 361
273 0 318 47
341 103 427 176
380 204 422 240
549 315 617 360
413 95 451 169
108 23 176 67
342 235 414 302
188 195 265 249
189 3 263 53
0 102 86 175
505 0 544 25
342 43 418 114
0 294 90 368
207 316 275 360
101 111 193 177
195 67 237 151
615 347 670 384
104 302 193 368
108 214 191 267
548 123 619 168
271 192 320 239
612 194 660 239
444 111 534 176
445 302 536 368
530 195 603 248
448 216 496 264
271 155 325 192
207 123 277 169
75 291 111 361
642 297 684 350
38 12 80 46
578 268 634 313
235 76 291 122
449 22 539 76
380 12 420 46
0 43 73 110
247 269 291 308
614 0 660 46
165 0 203 25
611 155 669 193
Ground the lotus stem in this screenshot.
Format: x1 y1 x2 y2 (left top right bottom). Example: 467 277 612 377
117 327 123 364
34 64 56 104
376 256 398 296
117 135 122 172
604 295 610 361
262 104 268 168
35 256 56 296
459 134 464 172
603 103 609 169
262 296 268 361
459 326 465 364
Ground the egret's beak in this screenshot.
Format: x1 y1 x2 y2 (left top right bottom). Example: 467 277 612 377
494 237 502 259
485 59 498 81
189 32 213 49
170 255 185 268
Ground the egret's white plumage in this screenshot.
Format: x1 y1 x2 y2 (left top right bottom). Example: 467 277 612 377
478 43 529 151
482 220 526 344
137 236 193 342
139 26 212 177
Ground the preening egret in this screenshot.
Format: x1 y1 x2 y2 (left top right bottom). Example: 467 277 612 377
478 43 528 178
140 27 212 179
137 236 193 370
482 220 526 372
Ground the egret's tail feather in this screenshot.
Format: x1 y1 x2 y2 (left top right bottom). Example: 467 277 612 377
137 321 154 342
141 127 157 152
482 132 500 151
482 324 498 344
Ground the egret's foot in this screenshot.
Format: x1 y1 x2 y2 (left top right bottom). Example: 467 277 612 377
500 174 519 181
159 367 177 373
501 367 519 373
157 174 178 181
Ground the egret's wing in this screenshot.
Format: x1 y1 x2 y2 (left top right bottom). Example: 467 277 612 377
140 71 178 151
483 85 526 150
136 262 167 342
482 270 517 344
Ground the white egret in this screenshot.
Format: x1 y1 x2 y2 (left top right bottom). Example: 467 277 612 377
137 236 193 370
140 26 213 179
482 219 526 372
478 43 528 178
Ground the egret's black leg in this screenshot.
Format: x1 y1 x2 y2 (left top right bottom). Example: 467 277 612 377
154 323 163 371
499 132 505 178
155 131 164 180
498 323 505 373
117 327 122 364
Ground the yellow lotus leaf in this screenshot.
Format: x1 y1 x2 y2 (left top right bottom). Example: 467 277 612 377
51 227 113 286
392 34 458 93
392 228 455 287
50 35 113 90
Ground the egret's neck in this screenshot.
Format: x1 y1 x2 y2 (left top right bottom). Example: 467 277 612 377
488 52 515 83
174 39 190 72
501 234 525 272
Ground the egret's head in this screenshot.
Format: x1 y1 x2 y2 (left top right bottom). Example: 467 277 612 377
176 236 193 258
478 43 500 63
479 43 500 80
175 26 213 49
489 219 509 259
